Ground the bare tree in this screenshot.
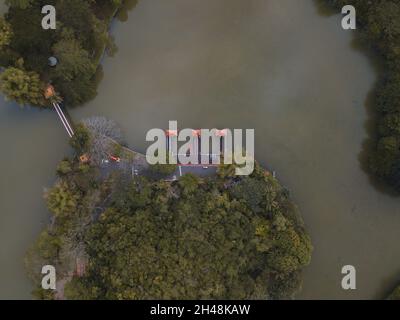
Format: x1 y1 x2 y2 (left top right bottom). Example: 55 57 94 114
82 116 124 164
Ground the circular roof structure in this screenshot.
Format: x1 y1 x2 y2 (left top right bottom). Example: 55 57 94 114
48 56 58 67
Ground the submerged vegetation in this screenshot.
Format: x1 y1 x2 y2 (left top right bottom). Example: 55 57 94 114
323 1 400 191
0 0 126 107
26 120 312 300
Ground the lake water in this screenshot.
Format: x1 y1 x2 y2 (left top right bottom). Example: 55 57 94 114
0 1 69 300
1 0 399 299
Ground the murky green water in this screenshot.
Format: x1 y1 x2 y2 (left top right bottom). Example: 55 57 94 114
1 0 399 299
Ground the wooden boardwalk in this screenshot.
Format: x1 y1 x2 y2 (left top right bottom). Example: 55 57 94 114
53 102 74 138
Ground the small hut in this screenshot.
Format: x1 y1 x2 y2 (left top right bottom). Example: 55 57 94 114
48 56 58 67
44 85 55 100
79 154 90 163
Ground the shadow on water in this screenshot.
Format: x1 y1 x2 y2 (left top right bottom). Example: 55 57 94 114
379 265 400 299
117 0 139 22
312 0 337 17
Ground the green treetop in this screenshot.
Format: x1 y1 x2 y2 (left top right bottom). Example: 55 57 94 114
5 0 33 9
0 18 13 48
0 66 46 107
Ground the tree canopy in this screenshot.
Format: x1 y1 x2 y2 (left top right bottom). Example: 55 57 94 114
0 65 45 106
0 17 12 47
5 0 33 10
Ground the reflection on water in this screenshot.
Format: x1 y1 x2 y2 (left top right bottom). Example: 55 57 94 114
1 0 400 299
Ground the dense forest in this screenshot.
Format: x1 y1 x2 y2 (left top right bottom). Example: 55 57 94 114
0 0 126 107
25 121 312 300
323 1 400 190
